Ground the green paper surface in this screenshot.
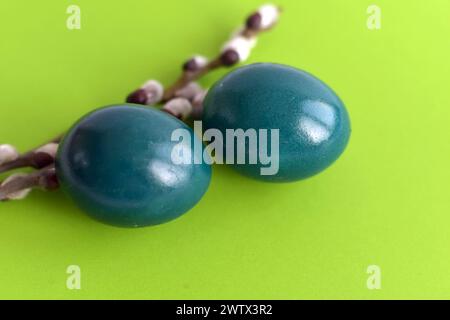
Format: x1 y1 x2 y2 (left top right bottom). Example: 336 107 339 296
0 0 449 299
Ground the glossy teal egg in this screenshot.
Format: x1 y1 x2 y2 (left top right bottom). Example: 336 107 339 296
56 105 211 227
202 63 351 182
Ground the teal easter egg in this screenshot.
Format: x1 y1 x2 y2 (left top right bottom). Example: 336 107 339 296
202 63 351 182
56 105 211 227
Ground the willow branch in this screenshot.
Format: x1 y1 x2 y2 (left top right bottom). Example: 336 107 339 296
126 4 282 110
0 135 61 174
0 165 58 201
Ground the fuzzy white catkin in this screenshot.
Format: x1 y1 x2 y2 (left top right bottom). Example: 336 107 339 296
0 173 31 200
35 142 59 158
0 144 19 165
141 80 164 105
222 36 256 62
192 90 207 108
258 4 280 29
163 98 193 118
191 90 208 119
175 82 203 100
191 55 209 69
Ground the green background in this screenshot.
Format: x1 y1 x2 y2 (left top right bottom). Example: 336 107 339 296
0 0 449 299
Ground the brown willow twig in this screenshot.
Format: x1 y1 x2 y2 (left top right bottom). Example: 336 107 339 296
161 9 281 102
126 4 282 108
0 165 58 201
0 135 62 174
